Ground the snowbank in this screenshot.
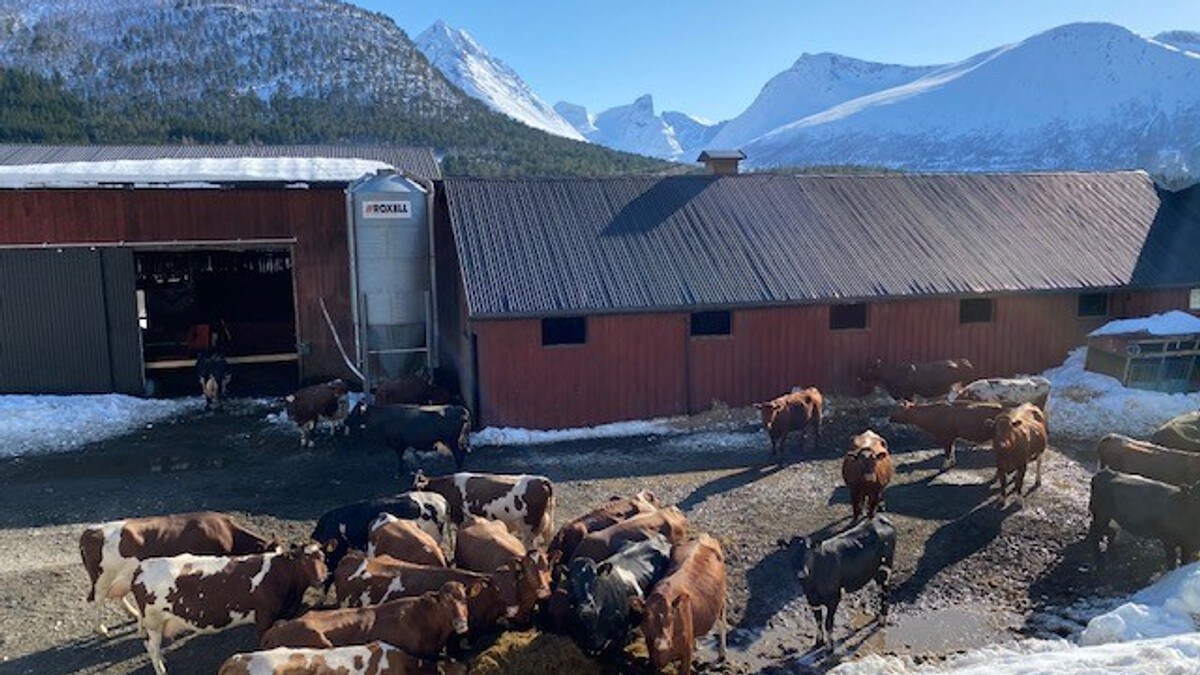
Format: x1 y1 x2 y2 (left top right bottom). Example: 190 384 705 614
1089 310 1200 337
0 394 200 458
471 419 676 447
1042 347 1200 440
830 634 1200 674
1080 562 1200 645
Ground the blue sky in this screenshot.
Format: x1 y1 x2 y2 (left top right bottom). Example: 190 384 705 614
362 1 1199 122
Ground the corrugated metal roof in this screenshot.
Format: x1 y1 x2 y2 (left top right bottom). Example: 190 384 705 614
0 144 441 180
445 172 1199 318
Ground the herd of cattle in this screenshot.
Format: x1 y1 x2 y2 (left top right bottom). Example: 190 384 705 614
98 354 1200 673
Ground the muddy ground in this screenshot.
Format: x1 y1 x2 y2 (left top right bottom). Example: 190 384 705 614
0 398 1171 675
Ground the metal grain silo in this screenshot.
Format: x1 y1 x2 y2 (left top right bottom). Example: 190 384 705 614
347 169 436 386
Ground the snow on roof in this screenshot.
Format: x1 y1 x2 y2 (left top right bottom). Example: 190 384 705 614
0 157 395 187
1089 310 1200 338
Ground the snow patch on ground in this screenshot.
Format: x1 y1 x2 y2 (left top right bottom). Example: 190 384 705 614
1080 562 1200 645
1042 347 1200 440
471 418 677 447
0 394 200 458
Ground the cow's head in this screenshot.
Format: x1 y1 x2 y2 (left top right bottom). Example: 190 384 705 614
438 581 472 635
779 535 814 583
327 379 350 397
848 430 889 482
641 591 690 670
990 413 1018 452
753 400 785 431
292 542 330 606
571 559 643 655
411 469 430 491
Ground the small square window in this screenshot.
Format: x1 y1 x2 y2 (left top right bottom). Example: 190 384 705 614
829 303 868 330
541 316 586 346
1190 288 1200 311
1078 293 1109 317
960 298 993 324
690 311 731 337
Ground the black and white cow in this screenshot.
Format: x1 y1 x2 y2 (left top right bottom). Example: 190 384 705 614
566 534 673 655
195 351 232 411
311 493 450 573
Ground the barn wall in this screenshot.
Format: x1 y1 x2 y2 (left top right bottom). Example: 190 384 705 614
0 188 354 382
471 288 1195 428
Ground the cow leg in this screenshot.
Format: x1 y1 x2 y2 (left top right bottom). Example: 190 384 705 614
1086 517 1109 566
851 489 862 522
1032 453 1043 490
718 600 728 662
95 601 110 637
144 626 167 675
1014 464 1027 507
999 469 1009 507
876 566 892 620
811 606 827 648
823 599 838 649
942 440 956 469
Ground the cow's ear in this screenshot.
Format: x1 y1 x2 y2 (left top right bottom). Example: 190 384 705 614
629 595 645 615
548 549 562 565
597 562 613 576
671 595 686 609
324 538 339 553
468 582 483 598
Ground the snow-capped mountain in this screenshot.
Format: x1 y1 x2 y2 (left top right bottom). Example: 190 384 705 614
708 54 938 150
741 23 1200 179
415 21 584 141
556 96 719 161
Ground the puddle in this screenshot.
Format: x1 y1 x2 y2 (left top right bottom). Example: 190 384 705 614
881 606 1014 653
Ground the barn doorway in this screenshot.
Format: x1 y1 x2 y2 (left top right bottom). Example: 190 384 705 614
136 248 299 397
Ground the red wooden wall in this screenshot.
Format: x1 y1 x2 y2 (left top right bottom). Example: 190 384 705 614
0 188 354 380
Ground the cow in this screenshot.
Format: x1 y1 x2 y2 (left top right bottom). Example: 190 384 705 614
311 493 450 573
949 376 1051 410
286 379 351 447
454 515 527 574
989 403 1048 507
640 534 728 675
1087 469 1200 569
131 543 328 675
842 430 894 521
219 642 467 675
567 534 673 656
412 471 555 550
1096 434 1200 487
259 582 472 658
548 491 661 563
78 512 277 636
195 350 232 411
349 402 472 472
374 375 454 406
333 551 551 630
783 515 896 650
368 513 447 567
571 506 688 563
889 400 1005 469
753 387 823 458
859 358 975 400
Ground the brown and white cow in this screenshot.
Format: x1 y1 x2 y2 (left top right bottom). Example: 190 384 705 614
219 642 466 675
368 513 447 567
571 506 689 563
889 400 1005 469
1097 434 1200 487
753 388 823 457
842 431 894 521
639 534 728 675
79 512 277 636
454 515 528 574
860 358 975 400
286 379 351 447
259 582 472 658
333 551 552 629
131 544 327 675
950 376 1051 410
412 472 555 549
548 491 661 563
989 403 1048 507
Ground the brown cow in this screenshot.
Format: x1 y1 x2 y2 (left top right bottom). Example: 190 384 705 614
842 431 894 521
260 582 472 657
286 379 351 447
219 642 467 675
889 400 1005 469
132 544 328 675
333 551 551 629
548 491 661 562
753 387 823 458
454 515 527 574
79 512 277 636
860 358 975 400
990 403 1048 506
639 534 728 675
373 375 453 406
571 506 689 563
1097 434 1200 487
413 472 555 549
368 514 447 567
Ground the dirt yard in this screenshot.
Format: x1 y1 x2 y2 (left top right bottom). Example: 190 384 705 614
0 398 1171 675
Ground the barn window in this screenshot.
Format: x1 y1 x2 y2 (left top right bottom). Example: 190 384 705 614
1191 288 1200 310
829 303 868 330
541 316 587 346
690 310 731 337
960 298 993 324
1078 293 1109 317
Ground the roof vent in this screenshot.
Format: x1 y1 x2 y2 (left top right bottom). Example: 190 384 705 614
697 149 746 175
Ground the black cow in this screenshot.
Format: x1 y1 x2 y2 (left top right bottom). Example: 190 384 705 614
1088 469 1200 569
311 493 449 575
348 402 472 472
195 351 231 411
566 533 672 656
783 515 896 650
